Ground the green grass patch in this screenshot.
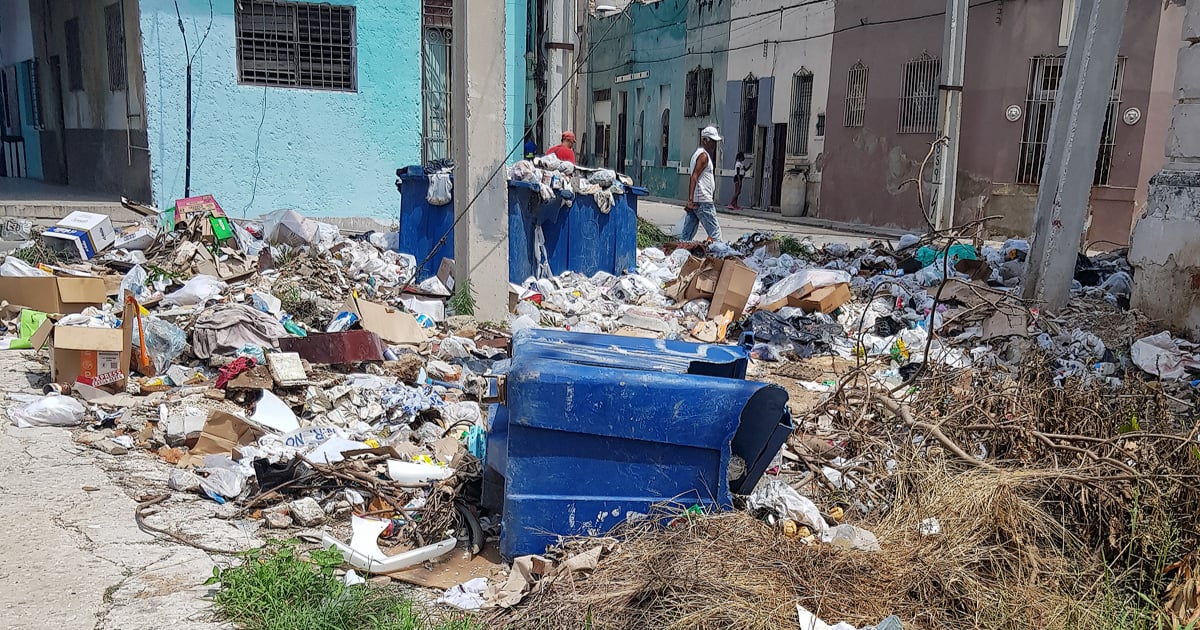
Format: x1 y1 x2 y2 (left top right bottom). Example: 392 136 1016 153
208 540 479 630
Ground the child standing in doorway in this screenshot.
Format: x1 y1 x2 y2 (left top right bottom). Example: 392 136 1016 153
728 152 750 210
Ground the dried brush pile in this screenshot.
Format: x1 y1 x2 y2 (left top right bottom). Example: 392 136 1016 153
496 351 1200 629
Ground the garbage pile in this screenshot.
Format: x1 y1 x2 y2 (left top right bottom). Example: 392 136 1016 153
2 197 1198 628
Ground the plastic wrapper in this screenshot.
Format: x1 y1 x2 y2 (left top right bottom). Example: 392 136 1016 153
0 256 50 277
198 455 252 499
133 316 188 374
162 274 227 306
7 393 86 428
120 265 150 302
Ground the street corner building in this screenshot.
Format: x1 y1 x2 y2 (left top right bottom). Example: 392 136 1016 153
0 0 530 219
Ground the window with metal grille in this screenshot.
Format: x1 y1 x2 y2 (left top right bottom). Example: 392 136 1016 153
105 3 127 91
684 70 697 117
660 108 670 166
816 114 825 137
594 88 611 102
844 61 867 127
235 0 356 91
421 0 452 162
65 18 82 92
20 60 41 128
739 74 758 153
1016 56 1125 185
788 69 813 156
898 52 939 134
697 67 712 117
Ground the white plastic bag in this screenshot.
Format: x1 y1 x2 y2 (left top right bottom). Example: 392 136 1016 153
762 269 852 307
427 173 453 206
120 265 150 301
162 274 227 306
198 455 252 499
0 256 51 277
8 394 86 428
672 215 687 238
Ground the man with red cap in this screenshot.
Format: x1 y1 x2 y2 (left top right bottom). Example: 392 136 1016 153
545 131 577 164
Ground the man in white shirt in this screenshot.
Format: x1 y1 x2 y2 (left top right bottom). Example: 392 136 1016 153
682 126 723 242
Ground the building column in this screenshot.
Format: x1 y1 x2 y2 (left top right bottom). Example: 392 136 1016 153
1129 0 1200 335
452 0 510 320
544 0 576 142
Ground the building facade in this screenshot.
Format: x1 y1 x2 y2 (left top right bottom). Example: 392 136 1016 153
0 0 529 220
583 0 731 200
821 0 1184 246
722 0 834 214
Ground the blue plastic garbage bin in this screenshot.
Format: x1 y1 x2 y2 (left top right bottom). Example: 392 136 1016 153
396 166 454 281
508 182 570 284
499 354 788 560
486 329 793 560
563 186 645 280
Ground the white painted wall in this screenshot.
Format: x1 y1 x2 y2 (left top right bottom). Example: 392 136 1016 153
726 0 835 162
0 0 34 66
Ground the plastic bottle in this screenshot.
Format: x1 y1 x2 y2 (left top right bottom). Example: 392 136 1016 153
281 315 307 337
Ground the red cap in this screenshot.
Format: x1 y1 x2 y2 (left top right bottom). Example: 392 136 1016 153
562 131 576 141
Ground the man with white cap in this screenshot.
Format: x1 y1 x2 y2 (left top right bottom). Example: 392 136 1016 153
683 126 723 242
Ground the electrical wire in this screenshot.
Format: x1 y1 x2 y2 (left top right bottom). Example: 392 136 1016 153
585 0 1004 75
412 6 631 279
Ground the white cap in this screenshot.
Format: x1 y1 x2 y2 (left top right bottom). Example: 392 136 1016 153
701 126 723 142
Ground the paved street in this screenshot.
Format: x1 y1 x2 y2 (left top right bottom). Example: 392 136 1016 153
636 199 893 248
0 351 246 630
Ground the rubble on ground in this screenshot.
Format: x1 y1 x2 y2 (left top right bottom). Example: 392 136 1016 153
1 196 1197 628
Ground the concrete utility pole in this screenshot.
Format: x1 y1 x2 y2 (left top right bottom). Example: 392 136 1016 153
451 0 510 320
931 0 969 231
1129 0 1200 335
1022 0 1128 312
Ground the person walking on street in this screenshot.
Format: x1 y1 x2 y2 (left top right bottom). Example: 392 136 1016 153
727 152 749 210
545 131 577 164
682 126 723 242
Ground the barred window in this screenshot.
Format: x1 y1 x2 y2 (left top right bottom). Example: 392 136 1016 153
898 52 939 134
788 69 814 156
844 61 867 127
1016 55 1125 186
236 0 357 91
105 3 127 91
684 70 697 117
696 67 712 117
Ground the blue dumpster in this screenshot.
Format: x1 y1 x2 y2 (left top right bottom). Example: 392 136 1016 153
486 329 793 560
396 166 646 284
396 167 454 281
500 355 789 560
481 329 757 514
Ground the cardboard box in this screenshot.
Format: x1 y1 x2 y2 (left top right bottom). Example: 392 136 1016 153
174 194 225 228
758 283 815 312
42 211 117 260
114 225 159 251
30 302 134 391
796 283 852 314
709 258 757 319
179 410 266 468
341 294 428 347
665 256 758 318
0 276 107 314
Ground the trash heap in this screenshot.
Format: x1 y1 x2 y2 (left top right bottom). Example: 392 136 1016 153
3 200 1198 629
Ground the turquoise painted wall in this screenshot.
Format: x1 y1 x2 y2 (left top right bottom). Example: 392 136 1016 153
585 0 730 201
140 0 423 220
506 0 525 162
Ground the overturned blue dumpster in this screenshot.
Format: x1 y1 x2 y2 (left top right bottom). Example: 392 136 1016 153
487 329 792 561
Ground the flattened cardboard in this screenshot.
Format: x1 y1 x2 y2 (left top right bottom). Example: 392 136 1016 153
437 258 456 293
179 410 266 468
0 276 106 314
710 258 757 319
797 283 852 314
341 295 428 346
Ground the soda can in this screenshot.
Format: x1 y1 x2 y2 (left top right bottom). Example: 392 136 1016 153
383 348 399 361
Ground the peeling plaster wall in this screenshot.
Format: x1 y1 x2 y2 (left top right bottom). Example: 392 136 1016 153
823 0 1167 239
139 0 422 219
